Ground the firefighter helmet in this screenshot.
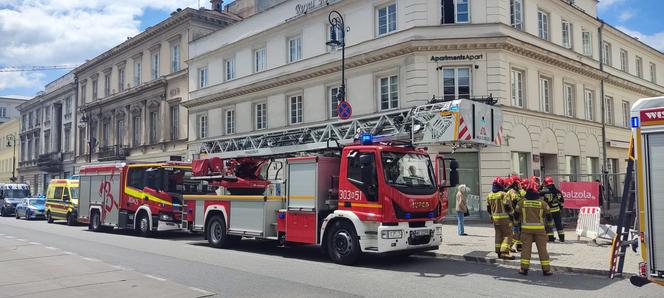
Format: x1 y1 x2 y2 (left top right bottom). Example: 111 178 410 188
544 176 554 186
493 177 504 186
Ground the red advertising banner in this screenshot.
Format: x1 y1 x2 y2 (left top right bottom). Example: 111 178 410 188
560 181 600 209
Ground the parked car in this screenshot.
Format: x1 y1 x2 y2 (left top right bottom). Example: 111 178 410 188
0 183 31 217
15 197 46 220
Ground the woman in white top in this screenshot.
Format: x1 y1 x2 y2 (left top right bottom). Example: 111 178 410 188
455 184 470 236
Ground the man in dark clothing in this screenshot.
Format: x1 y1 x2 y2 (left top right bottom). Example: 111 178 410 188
541 177 565 242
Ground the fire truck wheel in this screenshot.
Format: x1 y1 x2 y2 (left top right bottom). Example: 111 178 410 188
326 220 361 265
136 212 152 237
46 211 54 223
207 215 234 248
90 211 102 232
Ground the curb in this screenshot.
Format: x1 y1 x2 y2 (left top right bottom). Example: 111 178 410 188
416 251 637 278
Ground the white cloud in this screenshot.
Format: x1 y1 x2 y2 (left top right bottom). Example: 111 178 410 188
616 26 664 52
598 0 628 10
0 0 201 93
0 71 44 90
618 10 634 22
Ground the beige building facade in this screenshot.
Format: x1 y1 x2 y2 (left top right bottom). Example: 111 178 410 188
0 119 20 183
73 7 239 166
185 0 664 211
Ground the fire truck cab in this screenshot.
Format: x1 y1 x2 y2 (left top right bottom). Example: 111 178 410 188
631 96 664 286
78 162 191 236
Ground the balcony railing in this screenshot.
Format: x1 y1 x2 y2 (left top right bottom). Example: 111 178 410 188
98 145 130 161
37 152 63 172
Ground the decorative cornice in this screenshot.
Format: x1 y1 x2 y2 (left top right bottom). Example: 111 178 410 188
184 36 661 109
81 79 166 112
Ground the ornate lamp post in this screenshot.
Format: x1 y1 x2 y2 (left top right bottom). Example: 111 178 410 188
6 134 16 182
326 10 348 105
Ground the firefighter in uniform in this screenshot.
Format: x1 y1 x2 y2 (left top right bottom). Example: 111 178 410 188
506 176 524 252
487 177 515 260
541 176 565 242
516 182 553 276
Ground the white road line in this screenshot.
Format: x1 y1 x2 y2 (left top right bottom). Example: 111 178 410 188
63 251 74 255
44 246 58 250
17 239 27 242
28 242 41 245
5 235 15 238
144 274 167 282
188 287 214 295
110 265 132 271
81 257 100 262
0 233 4 236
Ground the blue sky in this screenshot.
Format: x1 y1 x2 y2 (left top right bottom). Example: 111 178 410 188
0 0 662 98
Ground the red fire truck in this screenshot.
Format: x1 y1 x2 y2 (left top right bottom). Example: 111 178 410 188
184 98 503 264
77 162 191 236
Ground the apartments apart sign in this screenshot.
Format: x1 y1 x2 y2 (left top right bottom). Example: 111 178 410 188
293 0 341 18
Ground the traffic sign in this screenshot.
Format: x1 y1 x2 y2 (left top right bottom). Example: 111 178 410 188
337 101 352 120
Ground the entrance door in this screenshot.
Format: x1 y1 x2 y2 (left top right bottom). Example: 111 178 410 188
540 154 558 179
442 152 480 218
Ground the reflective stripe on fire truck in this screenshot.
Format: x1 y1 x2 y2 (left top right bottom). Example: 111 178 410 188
183 195 286 201
125 187 175 206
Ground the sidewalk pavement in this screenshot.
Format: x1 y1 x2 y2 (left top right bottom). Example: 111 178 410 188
421 222 641 277
0 236 213 297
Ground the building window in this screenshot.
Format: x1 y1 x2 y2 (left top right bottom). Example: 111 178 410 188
63 127 71 152
289 95 303 125
605 96 614 125
225 108 235 135
622 101 630 128
636 56 643 78
225 57 236 81
379 75 399 110
377 2 397 35
198 67 208 88
34 137 39 158
170 105 179 140
132 114 141 146
566 155 580 182
510 0 523 30
537 10 549 40
602 41 612 66
198 114 208 139
148 111 158 144
78 127 86 154
582 31 592 56
511 152 529 177
118 67 125 92
329 86 341 118
650 63 657 84
101 121 110 147
171 43 180 72
21 141 25 161
539 77 551 113
255 103 267 130
104 73 111 97
116 119 125 146
288 36 302 63
133 59 142 86
586 157 599 179
441 0 470 24
584 89 594 121
44 131 50 153
563 84 575 117
81 84 87 102
561 20 572 49
0 107 6 118
92 79 98 100
510 69 524 107
442 67 471 101
620 49 628 72
254 47 266 72
151 52 160 80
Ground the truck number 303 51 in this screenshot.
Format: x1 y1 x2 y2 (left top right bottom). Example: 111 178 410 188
339 190 362 201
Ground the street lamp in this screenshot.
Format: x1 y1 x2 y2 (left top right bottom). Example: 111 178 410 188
327 10 348 105
6 134 16 182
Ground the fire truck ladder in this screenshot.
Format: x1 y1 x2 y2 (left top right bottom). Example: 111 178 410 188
190 97 498 159
609 157 637 279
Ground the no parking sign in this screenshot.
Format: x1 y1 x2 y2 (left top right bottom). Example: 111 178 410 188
337 101 352 120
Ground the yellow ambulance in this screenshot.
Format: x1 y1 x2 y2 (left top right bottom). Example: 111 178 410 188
45 179 80 225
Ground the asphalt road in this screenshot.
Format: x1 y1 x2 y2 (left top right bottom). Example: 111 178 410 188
0 217 661 297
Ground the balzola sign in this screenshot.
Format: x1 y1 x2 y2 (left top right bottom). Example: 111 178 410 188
640 107 664 126
295 0 341 16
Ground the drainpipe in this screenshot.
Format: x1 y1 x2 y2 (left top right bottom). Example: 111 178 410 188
598 20 610 216
72 76 78 176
